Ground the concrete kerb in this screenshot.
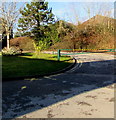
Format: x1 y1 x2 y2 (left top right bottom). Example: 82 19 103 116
2 58 77 82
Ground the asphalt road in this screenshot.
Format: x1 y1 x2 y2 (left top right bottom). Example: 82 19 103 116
2 53 115 118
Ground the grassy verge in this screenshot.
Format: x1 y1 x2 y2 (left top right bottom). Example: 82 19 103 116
2 53 73 79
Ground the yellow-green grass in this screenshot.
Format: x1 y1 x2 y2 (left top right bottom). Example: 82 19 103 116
2 53 73 79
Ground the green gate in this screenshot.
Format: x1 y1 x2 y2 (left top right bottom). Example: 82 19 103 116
57 49 116 61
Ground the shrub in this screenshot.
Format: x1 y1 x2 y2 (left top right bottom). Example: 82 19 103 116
2 47 22 56
10 37 35 51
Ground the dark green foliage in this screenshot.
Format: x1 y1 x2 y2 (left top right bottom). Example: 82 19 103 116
18 1 55 42
44 23 60 45
18 2 78 50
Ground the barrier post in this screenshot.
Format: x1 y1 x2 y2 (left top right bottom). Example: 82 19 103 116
52 51 54 54
57 49 61 61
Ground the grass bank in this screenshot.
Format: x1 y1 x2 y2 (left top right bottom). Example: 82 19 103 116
2 53 73 79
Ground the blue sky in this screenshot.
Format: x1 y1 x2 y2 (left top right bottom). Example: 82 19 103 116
47 2 114 24
1 1 113 32
16 1 114 24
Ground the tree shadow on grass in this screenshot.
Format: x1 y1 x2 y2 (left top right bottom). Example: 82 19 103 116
2 58 115 118
2 55 72 80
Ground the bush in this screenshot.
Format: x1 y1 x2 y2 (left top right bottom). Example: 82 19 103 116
2 47 22 56
10 37 35 51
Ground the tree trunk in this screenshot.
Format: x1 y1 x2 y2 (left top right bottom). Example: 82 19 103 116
73 43 76 49
7 32 10 49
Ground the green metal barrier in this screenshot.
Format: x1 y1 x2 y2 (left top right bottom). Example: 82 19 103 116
105 49 116 52
57 49 116 61
57 49 61 61
60 49 72 51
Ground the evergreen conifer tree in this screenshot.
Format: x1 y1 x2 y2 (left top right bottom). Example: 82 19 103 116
18 1 54 41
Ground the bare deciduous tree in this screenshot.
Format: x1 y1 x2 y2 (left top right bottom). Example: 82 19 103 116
0 2 24 49
83 2 113 19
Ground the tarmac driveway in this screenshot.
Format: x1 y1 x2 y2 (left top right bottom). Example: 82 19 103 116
2 53 115 118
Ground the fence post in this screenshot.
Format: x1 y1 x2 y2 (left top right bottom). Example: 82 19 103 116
52 51 54 54
57 49 61 61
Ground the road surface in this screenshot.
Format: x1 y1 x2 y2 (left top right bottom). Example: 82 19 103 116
2 53 115 118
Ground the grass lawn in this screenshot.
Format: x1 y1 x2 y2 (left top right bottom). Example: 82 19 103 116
2 53 73 79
